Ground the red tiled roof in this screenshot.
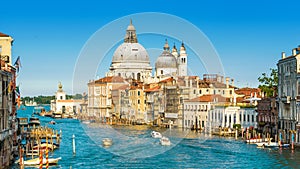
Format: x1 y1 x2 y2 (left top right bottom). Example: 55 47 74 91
94 76 124 83
186 94 226 102
159 77 173 83
144 86 160 92
0 32 9 37
114 84 130 90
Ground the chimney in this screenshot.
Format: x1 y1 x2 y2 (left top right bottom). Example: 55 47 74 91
225 77 229 88
281 52 286 59
292 48 297 56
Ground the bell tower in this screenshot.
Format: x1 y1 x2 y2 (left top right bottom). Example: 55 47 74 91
178 42 187 76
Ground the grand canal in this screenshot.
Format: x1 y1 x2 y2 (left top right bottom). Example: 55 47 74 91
13 106 300 168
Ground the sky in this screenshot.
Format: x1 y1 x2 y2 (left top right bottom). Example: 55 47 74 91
1 0 300 96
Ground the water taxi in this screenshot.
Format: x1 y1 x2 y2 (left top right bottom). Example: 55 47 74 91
151 131 162 138
102 138 113 147
160 136 171 146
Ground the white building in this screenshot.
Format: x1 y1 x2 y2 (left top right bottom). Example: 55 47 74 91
51 82 83 116
208 106 258 131
106 20 152 81
183 96 212 129
277 47 300 143
155 40 187 78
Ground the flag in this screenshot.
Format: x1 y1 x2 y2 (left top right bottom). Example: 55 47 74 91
14 56 21 72
15 85 20 96
17 95 21 109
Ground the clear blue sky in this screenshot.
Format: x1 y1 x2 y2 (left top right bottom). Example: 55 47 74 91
1 0 300 96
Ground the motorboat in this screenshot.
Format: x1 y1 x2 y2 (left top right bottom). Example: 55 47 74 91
33 106 45 116
52 112 62 118
246 138 263 144
256 142 290 148
102 138 113 147
16 157 61 166
49 120 56 125
151 131 162 138
32 143 57 151
160 136 171 146
28 117 40 127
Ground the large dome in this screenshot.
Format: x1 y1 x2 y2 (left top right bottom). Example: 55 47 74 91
112 43 150 63
155 51 177 68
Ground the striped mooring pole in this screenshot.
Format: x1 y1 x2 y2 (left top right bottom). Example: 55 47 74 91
39 149 43 169
46 140 49 169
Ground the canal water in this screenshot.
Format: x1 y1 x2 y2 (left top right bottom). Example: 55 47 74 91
13 105 300 168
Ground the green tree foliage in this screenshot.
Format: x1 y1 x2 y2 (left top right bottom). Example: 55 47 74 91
258 68 278 97
233 124 241 129
22 94 84 105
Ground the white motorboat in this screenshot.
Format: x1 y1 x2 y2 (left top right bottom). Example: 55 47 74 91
256 142 289 148
102 138 113 147
151 131 162 138
246 138 263 144
160 136 171 146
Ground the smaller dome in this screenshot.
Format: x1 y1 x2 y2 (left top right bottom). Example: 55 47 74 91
155 51 177 68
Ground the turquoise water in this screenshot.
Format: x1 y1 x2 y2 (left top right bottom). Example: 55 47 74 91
13 106 300 168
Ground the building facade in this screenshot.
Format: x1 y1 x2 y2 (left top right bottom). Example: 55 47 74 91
87 76 127 121
277 47 300 143
50 82 83 117
0 32 18 168
257 97 278 136
208 106 258 131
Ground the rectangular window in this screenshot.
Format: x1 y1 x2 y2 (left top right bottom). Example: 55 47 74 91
138 99 140 104
138 91 140 96
252 115 254 122
247 115 250 122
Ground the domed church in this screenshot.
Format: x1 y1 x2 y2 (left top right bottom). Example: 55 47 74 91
155 40 187 78
106 20 152 81
106 20 188 81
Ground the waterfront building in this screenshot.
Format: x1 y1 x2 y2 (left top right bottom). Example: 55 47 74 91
87 76 127 120
50 82 83 117
208 105 258 131
0 32 18 168
277 47 300 143
144 85 162 125
257 97 278 136
235 87 262 106
183 95 218 129
128 81 148 124
106 20 152 82
111 84 130 120
0 32 13 65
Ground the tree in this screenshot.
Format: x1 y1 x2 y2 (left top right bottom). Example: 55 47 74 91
258 68 278 97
